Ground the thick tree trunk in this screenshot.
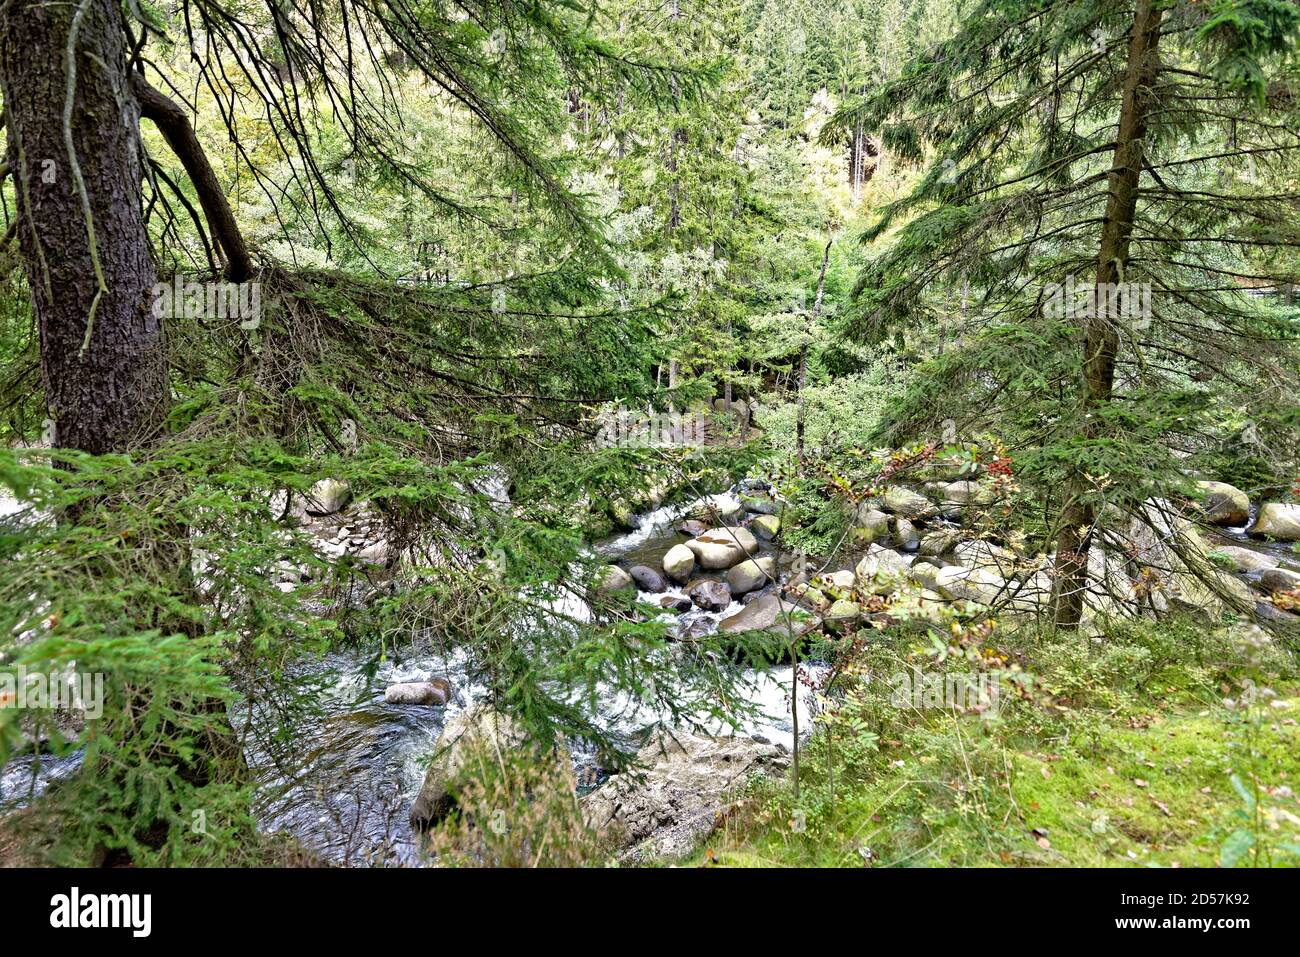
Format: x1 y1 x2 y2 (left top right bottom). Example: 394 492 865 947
1051 0 1163 628
0 0 165 454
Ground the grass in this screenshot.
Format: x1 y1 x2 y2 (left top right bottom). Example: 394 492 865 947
685 614 1300 868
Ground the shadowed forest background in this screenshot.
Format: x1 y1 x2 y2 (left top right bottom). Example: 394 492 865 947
2 0 1300 868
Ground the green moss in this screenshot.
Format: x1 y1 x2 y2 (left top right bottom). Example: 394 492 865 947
684 616 1300 868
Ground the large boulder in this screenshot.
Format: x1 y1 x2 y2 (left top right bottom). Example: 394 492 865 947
688 579 733 612
887 586 951 624
410 703 528 827
953 539 1021 578
879 486 938 520
685 526 758 569
894 517 921 552
662 543 696 583
852 506 892 545
1262 567 1300 594
629 564 668 593
384 678 452 706
1125 502 1254 617
740 493 781 516
355 540 389 566
718 593 819 637
305 478 352 516
750 513 781 541
725 556 775 595
1249 503 1300 541
595 565 636 597
933 564 1009 606
817 569 857 595
1210 544 1279 575
919 528 962 557
693 495 746 525
854 545 911 595
1197 481 1251 527
936 480 997 509
824 599 861 632
581 732 789 862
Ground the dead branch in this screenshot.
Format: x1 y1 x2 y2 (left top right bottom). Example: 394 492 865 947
131 72 254 282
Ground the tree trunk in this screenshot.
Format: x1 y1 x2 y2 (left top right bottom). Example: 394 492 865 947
796 238 832 464
0 0 166 454
1051 0 1163 628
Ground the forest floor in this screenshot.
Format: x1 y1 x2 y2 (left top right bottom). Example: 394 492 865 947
685 617 1300 868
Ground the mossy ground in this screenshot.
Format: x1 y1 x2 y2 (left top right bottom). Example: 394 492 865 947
685 616 1300 868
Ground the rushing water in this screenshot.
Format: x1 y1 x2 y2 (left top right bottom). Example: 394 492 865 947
1 486 820 866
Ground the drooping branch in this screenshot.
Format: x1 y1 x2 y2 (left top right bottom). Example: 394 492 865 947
131 73 254 282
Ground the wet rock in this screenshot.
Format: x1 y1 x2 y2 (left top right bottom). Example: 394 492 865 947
1250 503 1300 541
677 519 710 538
410 703 529 827
679 617 716 640
582 731 789 862
688 579 733 612
305 479 352 516
725 556 775 595
662 543 696 583
610 499 639 531
1256 600 1300 626
717 593 819 637
659 595 693 613
384 678 452 707
750 513 781 541
629 564 669 593
685 526 758 570
1196 481 1251 527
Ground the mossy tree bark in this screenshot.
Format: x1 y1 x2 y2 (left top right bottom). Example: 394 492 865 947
0 0 166 454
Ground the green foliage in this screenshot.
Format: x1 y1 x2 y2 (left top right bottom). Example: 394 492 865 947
692 615 1300 867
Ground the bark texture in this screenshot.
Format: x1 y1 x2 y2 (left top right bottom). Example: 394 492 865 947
1051 0 1163 627
0 0 165 454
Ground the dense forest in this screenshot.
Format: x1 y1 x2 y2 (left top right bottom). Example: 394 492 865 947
1 0 1299 871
